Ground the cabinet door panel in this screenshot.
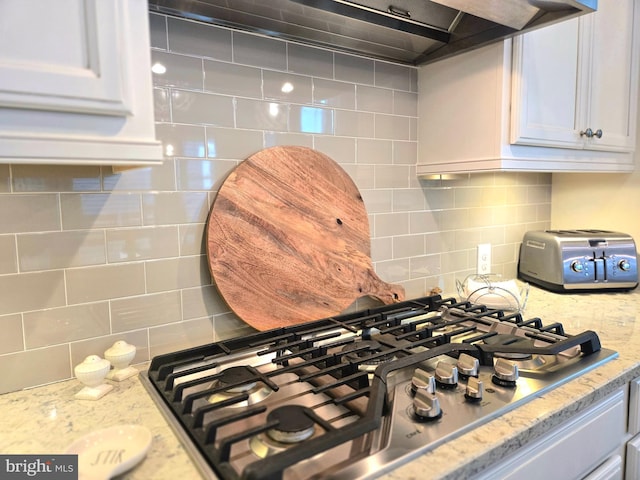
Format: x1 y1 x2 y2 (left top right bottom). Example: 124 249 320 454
0 0 131 116
586 0 637 152
510 19 581 149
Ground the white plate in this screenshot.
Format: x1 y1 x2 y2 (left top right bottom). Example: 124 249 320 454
65 425 152 480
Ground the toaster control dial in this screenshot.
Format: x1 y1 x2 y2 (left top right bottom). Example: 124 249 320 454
570 261 585 273
619 259 631 272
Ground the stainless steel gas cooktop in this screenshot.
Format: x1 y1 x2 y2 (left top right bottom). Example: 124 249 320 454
140 294 617 479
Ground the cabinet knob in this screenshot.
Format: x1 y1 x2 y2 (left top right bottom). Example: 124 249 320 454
579 128 604 139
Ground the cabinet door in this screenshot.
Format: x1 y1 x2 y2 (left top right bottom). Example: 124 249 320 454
0 0 131 116
510 18 582 149
586 0 638 152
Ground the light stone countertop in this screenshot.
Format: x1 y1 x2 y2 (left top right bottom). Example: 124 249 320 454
1 286 639 480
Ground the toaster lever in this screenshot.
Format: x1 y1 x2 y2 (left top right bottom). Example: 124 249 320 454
593 257 605 281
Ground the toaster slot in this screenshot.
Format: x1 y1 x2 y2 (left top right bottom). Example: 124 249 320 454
593 257 606 281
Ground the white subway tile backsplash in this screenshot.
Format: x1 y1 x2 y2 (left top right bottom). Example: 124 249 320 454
233 31 286 70
357 85 393 113
0 314 23 354
24 302 110 349
0 194 60 233
0 235 17 274
204 60 262 98
0 13 552 393
167 17 232 60
171 90 234 126
18 231 106 271
288 43 334 78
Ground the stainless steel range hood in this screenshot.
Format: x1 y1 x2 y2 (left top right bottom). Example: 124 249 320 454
148 0 597 65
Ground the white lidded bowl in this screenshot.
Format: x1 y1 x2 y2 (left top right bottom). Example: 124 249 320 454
74 355 111 387
104 341 136 369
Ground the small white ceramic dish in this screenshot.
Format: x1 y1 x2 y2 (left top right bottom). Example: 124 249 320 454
65 425 152 480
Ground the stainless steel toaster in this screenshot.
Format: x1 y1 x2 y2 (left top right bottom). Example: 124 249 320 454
518 230 638 292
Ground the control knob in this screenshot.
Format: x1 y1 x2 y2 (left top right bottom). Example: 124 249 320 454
435 361 458 389
411 368 435 394
619 259 631 271
457 353 479 377
413 389 442 420
492 358 518 388
465 376 484 402
570 261 584 273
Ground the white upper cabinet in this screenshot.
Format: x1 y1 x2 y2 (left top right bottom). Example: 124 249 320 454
0 0 163 166
417 0 640 175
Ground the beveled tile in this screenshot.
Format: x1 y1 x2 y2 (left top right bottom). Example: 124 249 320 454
149 317 214 357
264 71 312 103
374 114 411 140
334 110 374 137
370 237 393 262
393 189 426 212
0 345 70 394
335 53 374 85
23 302 110 349
179 224 206 255
151 50 203 90
356 85 392 113
0 235 17 274
236 98 288 131
410 254 441 278
0 194 60 233
360 189 392 216
0 165 10 192
341 164 376 191
0 314 23 354
375 165 411 188
204 60 262 97
154 87 171 122
66 263 145 304
289 105 334 134
393 90 418 117
142 192 208 225
0 271 65 315
313 136 356 164
155 124 206 158
106 226 179 263
60 193 142 229
393 141 417 165
18 231 106 271
171 90 234 126
149 13 167 50
213 312 257 341
314 79 355 109
288 43 333 78
264 133 314 148
176 158 236 191
375 61 414 91
182 285 230 320
374 212 410 237
410 211 440 235
394 234 426 258
167 17 232 60
102 158 176 191
12 165 101 192
111 291 182 332
233 31 286 70
206 127 263 160
146 255 211 293
356 139 392 164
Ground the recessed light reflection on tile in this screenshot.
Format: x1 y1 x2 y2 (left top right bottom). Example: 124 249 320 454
151 62 166 74
281 82 294 93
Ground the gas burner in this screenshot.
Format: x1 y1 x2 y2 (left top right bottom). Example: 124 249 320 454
342 340 397 371
250 406 318 458
483 334 535 360
208 366 272 406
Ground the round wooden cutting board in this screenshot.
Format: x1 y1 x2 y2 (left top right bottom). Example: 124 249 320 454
206 146 405 331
